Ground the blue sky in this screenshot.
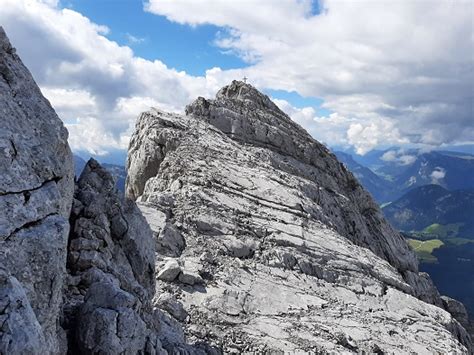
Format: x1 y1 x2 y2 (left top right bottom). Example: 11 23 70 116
62 0 331 117
1 0 472 165
63 0 247 76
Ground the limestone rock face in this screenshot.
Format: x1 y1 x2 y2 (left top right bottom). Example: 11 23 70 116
65 159 166 354
0 270 46 353
442 296 471 329
127 81 472 353
0 27 74 354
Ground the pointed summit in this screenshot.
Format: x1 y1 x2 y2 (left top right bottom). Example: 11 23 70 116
185 80 328 175
186 80 281 116
216 80 279 110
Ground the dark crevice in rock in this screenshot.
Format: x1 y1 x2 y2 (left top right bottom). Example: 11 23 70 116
4 212 57 241
23 191 30 205
9 138 18 160
0 175 62 196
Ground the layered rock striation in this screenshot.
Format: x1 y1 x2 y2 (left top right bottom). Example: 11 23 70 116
127 81 472 353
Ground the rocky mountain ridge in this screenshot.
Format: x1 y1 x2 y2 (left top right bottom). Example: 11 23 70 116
0 26 472 354
74 154 127 193
126 80 472 352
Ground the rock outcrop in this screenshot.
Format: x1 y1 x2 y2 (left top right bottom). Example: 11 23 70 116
64 158 208 354
0 27 193 354
127 80 472 353
65 159 163 353
0 27 74 354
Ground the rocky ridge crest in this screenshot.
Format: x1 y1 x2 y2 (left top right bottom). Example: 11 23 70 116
126 80 472 353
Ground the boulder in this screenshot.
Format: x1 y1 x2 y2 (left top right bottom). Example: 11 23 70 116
157 259 182 282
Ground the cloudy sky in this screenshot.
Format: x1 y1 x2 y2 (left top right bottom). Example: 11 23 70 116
1 0 473 163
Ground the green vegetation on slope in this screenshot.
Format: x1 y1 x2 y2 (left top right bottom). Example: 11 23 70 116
408 223 470 242
423 223 462 238
408 238 444 263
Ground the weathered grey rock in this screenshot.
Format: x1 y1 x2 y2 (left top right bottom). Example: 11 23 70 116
0 270 46 354
158 224 186 257
156 293 188 321
157 259 182 282
443 296 471 329
127 81 472 353
65 159 168 354
222 235 257 258
76 281 152 354
0 27 198 354
0 27 74 354
178 270 203 286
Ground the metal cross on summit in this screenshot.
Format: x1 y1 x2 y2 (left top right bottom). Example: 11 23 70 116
242 76 248 83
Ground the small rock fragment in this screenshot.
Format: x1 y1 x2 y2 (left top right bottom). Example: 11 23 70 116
157 259 182 282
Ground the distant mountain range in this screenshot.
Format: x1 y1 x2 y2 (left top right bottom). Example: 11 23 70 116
336 149 474 203
334 151 394 202
382 184 474 238
379 151 474 192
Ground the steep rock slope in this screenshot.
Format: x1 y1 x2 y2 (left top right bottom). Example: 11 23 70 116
0 27 74 353
66 159 158 353
127 81 472 353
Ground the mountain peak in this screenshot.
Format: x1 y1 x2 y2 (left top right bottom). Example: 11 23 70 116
186 80 280 117
126 79 473 351
216 80 278 109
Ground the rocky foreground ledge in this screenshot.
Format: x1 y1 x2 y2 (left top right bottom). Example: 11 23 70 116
0 26 472 354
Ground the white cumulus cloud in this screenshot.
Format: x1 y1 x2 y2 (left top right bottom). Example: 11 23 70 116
0 0 224 157
381 149 418 166
430 167 446 184
147 0 474 153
